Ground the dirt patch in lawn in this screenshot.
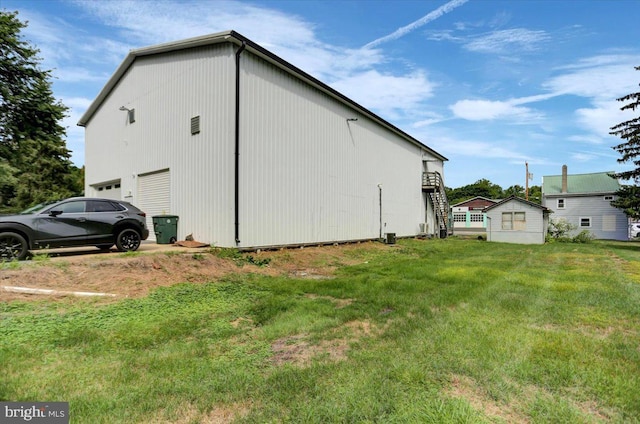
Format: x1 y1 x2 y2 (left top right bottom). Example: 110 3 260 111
270 319 380 367
0 241 387 303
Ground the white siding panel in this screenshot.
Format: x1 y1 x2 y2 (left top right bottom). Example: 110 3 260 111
238 53 425 248
85 44 237 245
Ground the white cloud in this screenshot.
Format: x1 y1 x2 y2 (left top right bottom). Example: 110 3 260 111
330 70 435 119
74 0 318 47
542 54 640 142
544 58 640 100
464 28 550 54
449 99 541 121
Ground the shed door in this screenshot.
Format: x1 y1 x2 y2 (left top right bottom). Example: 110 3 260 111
137 169 171 242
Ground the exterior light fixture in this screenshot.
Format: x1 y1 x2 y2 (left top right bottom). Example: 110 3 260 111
119 106 135 123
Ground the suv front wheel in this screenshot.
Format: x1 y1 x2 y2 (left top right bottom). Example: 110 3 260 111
115 228 142 252
0 232 29 261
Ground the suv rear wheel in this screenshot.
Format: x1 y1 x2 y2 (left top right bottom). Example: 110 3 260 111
116 228 141 252
0 232 29 261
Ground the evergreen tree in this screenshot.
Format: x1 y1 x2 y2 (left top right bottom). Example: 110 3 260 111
610 66 640 219
0 10 79 209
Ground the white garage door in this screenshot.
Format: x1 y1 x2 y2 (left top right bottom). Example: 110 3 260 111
94 181 121 200
137 169 171 242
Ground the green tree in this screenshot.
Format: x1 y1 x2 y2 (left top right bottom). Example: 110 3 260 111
527 185 542 204
610 66 640 219
610 185 640 220
0 10 78 209
504 184 525 198
446 179 503 205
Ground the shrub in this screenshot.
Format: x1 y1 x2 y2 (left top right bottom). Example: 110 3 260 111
548 219 576 241
572 230 594 244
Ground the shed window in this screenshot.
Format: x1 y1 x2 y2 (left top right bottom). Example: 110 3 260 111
502 212 526 230
557 198 565 209
453 213 466 222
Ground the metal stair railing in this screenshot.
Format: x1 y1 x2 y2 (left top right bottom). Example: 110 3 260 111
423 171 449 235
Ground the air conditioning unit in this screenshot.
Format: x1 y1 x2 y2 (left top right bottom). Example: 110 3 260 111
385 233 396 244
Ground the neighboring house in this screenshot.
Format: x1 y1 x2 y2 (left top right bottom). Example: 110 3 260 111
77 31 448 249
484 196 551 245
450 196 498 235
542 166 628 241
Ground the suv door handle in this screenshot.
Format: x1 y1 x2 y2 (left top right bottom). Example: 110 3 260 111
76 217 86 222
115 215 124 219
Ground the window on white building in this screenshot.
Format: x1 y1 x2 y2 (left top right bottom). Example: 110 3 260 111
453 213 466 222
470 213 484 222
557 198 565 209
580 217 592 228
502 212 526 230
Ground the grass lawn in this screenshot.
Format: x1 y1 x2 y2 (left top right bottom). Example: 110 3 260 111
1 239 639 423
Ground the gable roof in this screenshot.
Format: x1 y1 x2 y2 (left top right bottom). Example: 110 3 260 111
450 196 500 208
77 30 446 162
483 195 551 213
542 171 620 195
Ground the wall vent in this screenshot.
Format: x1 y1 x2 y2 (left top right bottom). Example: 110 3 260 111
191 116 200 135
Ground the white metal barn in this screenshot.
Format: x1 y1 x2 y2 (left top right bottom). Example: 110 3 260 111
78 31 448 249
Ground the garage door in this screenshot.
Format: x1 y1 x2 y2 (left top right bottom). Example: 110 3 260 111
137 169 171 242
94 181 121 200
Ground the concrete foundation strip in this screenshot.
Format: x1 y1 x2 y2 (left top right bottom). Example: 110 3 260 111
2 285 117 297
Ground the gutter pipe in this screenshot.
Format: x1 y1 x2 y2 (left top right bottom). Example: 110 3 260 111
234 41 246 245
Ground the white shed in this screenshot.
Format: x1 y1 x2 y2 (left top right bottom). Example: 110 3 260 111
484 196 551 245
78 31 448 249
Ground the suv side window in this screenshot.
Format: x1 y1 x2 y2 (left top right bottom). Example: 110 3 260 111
87 200 122 213
45 200 86 214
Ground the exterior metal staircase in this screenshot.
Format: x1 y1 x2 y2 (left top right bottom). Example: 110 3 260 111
422 171 449 237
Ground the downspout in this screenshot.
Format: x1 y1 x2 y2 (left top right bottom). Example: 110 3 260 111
378 184 383 239
234 41 246 246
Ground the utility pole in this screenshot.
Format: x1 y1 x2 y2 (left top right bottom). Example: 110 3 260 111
525 162 533 200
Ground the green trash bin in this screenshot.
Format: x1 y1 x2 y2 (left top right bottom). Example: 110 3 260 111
152 215 179 244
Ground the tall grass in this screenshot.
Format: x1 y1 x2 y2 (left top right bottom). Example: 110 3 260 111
1 239 639 423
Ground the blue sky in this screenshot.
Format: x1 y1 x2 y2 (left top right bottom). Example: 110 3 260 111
3 0 640 189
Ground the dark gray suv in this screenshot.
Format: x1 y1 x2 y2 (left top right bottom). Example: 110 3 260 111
0 197 149 260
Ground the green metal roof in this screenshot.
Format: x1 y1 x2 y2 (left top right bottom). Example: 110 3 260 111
543 171 620 195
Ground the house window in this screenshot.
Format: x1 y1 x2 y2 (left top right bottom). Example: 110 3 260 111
580 217 592 228
557 198 565 209
470 213 484 223
453 213 466 222
502 212 526 230
604 195 614 201
502 212 512 230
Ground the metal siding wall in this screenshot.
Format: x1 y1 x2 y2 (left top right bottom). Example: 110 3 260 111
84 44 236 245
238 53 427 248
